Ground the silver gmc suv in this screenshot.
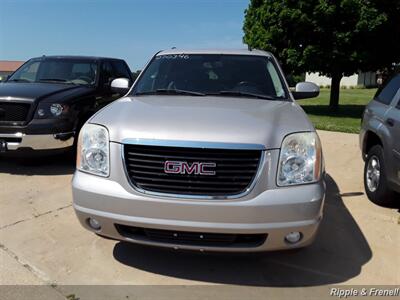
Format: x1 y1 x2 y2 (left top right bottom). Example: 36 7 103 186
72 49 326 252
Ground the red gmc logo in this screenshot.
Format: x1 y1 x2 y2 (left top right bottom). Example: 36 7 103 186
164 161 216 175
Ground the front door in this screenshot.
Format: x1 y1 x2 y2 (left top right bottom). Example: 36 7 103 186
386 97 400 186
383 75 400 186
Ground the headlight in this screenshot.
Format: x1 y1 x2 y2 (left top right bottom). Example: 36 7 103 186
50 103 64 116
35 103 68 118
277 132 322 186
76 124 110 177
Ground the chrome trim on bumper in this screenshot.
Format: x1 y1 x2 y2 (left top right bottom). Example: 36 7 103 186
120 138 267 150
0 132 74 150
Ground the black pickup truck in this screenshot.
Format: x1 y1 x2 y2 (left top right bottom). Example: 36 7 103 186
0 55 133 153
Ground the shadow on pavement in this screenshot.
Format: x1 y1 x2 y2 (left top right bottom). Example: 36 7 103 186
113 174 372 287
0 151 75 175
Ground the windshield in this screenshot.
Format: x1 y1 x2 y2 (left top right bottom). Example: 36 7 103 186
132 54 287 99
8 59 98 86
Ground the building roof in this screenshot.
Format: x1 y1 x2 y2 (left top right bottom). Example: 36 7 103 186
157 48 272 57
0 61 25 72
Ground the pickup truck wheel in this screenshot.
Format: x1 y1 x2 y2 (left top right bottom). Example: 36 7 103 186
364 145 395 206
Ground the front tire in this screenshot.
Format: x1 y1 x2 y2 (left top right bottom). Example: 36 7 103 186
364 145 396 206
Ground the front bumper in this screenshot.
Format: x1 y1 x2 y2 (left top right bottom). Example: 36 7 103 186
0 119 75 151
0 132 74 151
72 145 325 252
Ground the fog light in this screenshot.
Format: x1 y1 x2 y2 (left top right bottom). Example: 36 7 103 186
88 218 101 230
37 109 46 117
285 232 302 244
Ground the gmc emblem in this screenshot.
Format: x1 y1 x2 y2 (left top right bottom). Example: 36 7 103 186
164 161 216 175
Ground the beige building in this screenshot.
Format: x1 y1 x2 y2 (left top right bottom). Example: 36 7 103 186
306 71 377 88
0 60 25 81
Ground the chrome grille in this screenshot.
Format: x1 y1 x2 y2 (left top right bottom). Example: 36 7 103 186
123 144 262 197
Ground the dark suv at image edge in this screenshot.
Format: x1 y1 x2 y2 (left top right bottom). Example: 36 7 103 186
360 73 400 206
0 55 133 153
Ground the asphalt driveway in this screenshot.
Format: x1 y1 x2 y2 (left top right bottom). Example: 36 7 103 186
0 131 399 289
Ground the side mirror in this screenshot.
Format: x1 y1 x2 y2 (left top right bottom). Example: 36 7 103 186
292 82 319 100
111 78 130 95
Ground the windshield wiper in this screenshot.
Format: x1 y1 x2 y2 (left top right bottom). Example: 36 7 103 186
211 91 283 100
7 79 31 83
136 89 205 96
38 78 69 83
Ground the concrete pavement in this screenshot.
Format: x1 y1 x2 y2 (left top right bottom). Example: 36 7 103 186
0 131 398 289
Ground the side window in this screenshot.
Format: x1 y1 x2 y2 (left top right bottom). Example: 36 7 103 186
376 74 400 105
101 61 114 86
111 61 131 79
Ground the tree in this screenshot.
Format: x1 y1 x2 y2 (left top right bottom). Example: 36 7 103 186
243 0 400 108
132 70 141 82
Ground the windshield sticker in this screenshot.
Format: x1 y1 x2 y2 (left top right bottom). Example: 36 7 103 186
156 54 190 60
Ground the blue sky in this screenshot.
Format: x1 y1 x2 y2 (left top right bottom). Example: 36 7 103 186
0 0 249 71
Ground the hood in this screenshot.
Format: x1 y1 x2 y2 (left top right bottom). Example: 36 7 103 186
0 82 93 103
91 95 315 149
